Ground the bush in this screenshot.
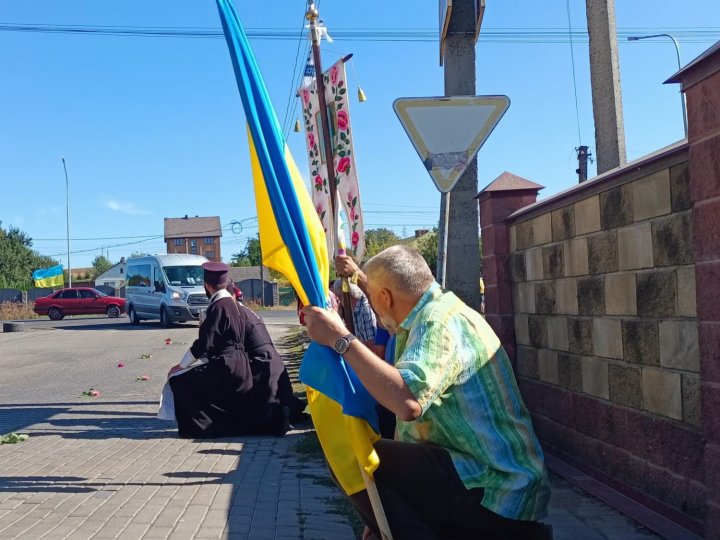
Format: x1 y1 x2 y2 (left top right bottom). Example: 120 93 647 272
0 302 38 321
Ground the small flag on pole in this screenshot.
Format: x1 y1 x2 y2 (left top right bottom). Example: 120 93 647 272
32 265 64 288
302 54 315 88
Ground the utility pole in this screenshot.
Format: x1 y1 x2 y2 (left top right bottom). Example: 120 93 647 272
306 1 355 335
586 0 626 174
441 0 481 307
576 145 591 183
61 158 72 288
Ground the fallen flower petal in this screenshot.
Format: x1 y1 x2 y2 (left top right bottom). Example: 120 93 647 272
117 362 125 368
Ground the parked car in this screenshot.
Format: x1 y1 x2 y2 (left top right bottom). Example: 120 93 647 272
33 288 126 321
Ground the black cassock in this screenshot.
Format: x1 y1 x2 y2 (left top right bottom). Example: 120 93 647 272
239 304 307 423
169 296 290 438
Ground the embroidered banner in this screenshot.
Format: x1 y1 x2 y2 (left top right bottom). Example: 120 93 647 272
300 59 366 261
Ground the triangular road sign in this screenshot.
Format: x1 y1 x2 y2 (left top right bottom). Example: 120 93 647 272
393 96 510 192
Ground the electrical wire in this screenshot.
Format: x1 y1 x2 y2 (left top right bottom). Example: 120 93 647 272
41 221 239 258
281 5 310 138
566 0 582 146
0 23 717 43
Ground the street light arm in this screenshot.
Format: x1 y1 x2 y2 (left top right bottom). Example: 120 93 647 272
627 33 688 138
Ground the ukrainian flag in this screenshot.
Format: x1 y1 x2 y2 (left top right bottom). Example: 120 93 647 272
215 0 380 496
32 265 64 288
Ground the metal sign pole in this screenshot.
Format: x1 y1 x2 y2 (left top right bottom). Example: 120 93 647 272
438 191 450 287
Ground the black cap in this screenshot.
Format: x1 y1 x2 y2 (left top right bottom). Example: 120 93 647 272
202 262 229 286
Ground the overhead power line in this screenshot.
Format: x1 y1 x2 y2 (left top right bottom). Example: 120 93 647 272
0 24 717 43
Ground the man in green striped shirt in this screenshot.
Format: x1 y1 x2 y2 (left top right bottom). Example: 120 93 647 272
303 245 551 539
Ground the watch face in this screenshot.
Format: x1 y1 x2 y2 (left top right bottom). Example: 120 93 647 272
334 337 349 354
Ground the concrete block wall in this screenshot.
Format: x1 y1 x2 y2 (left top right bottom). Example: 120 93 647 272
507 157 706 530
477 41 720 537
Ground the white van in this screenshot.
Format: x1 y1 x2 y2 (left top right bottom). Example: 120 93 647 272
125 254 210 327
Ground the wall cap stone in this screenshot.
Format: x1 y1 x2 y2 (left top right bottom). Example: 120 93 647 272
507 141 688 224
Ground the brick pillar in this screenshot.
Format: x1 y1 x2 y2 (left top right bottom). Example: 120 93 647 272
667 43 720 535
476 172 543 364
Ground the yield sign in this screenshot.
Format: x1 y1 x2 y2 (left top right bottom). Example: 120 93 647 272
393 96 510 192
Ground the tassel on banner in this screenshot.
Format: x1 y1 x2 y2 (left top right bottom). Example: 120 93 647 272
357 87 367 103
294 119 302 132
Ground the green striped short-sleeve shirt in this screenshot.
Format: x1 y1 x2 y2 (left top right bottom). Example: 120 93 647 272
394 283 550 521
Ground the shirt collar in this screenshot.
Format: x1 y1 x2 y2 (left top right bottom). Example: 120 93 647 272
210 288 232 304
398 282 441 331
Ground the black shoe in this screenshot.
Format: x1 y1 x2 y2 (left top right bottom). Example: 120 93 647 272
270 405 290 437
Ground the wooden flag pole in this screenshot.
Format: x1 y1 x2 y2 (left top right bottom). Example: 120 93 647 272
307 3 392 539
306 1 354 335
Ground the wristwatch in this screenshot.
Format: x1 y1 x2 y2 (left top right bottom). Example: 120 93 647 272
333 333 357 355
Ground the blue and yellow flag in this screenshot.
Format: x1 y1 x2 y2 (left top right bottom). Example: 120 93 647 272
215 0 380 495
32 265 64 288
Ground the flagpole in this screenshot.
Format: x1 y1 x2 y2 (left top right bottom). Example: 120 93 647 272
62 158 72 288
306 4 391 539
306 1 355 336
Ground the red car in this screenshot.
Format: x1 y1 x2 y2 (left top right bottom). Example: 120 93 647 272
33 288 126 321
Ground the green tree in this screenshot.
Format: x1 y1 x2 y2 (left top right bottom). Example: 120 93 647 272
363 228 401 259
230 235 261 267
129 251 150 258
91 255 113 277
416 229 438 275
0 222 60 289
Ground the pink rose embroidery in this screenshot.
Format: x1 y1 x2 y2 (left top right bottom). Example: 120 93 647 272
349 207 356 221
302 88 310 104
337 110 349 130
316 204 323 214
308 132 315 148
314 175 323 187
351 231 360 246
330 65 339 85
337 156 350 174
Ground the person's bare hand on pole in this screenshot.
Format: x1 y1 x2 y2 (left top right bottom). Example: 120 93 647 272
334 254 368 292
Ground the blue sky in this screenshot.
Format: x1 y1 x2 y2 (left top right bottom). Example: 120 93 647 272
1 1 718 268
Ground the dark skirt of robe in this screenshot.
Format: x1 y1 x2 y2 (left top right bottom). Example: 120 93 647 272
240 305 307 423
169 297 289 438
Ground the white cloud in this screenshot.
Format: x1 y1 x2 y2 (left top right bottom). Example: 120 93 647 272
105 199 150 215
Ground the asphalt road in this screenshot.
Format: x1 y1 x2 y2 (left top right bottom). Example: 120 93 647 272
0 310 299 406
2 308 298 331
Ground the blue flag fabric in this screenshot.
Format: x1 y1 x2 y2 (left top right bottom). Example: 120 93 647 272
215 0 379 495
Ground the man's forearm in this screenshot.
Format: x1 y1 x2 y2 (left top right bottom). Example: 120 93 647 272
343 340 421 422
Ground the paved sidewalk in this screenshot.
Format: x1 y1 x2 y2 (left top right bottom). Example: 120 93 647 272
0 316 665 539
0 402 354 539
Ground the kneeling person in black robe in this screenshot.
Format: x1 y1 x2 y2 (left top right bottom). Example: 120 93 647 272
236 298 308 424
167 262 289 438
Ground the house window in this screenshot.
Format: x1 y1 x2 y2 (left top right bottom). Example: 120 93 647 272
204 237 214 245
190 247 198 255
204 251 215 260
190 240 197 248
173 238 184 246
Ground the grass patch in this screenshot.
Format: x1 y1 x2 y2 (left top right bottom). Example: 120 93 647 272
0 302 38 321
297 472 336 489
277 327 309 397
292 431 323 459
327 495 365 539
